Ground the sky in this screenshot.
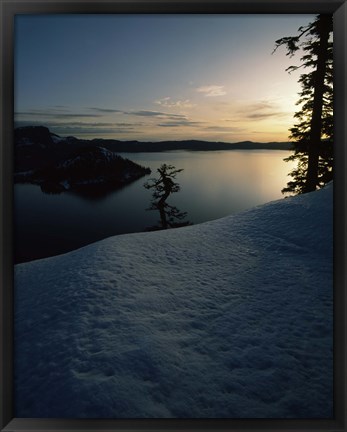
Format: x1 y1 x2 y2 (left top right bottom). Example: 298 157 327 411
14 14 316 142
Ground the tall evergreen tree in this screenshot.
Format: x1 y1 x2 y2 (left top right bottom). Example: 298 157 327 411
273 14 333 195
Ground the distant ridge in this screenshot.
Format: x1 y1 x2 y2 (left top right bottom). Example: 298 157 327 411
91 138 293 152
15 126 293 153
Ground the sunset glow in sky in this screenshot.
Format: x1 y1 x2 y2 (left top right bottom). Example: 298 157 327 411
15 14 315 142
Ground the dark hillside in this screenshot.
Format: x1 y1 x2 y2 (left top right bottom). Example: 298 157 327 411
14 127 151 195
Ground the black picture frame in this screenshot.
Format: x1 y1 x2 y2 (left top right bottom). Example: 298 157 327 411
1 0 346 431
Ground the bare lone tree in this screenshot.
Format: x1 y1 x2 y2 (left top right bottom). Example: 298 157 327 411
144 164 190 230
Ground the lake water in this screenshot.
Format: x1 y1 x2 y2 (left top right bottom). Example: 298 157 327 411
14 150 295 263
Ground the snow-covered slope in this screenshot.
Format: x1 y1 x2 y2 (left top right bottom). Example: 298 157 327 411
14 183 333 418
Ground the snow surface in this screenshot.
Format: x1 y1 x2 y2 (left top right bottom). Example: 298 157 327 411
14 183 333 418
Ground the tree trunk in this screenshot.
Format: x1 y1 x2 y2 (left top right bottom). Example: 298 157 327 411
304 15 331 193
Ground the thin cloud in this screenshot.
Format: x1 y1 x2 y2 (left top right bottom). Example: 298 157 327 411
246 112 287 120
55 121 118 127
114 122 144 127
16 111 103 118
130 110 167 117
90 107 189 119
63 128 140 135
158 120 204 128
130 110 186 119
16 107 190 122
15 120 138 128
204 125 245 132
89 106 161 116
15 120 140 136
89 107 123 113
155 97 196 109
236 101 288 121
240 101 275 112
196 85 226 97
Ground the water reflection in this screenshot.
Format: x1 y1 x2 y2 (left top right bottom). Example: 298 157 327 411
40 181 128 200
14 150 295 263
